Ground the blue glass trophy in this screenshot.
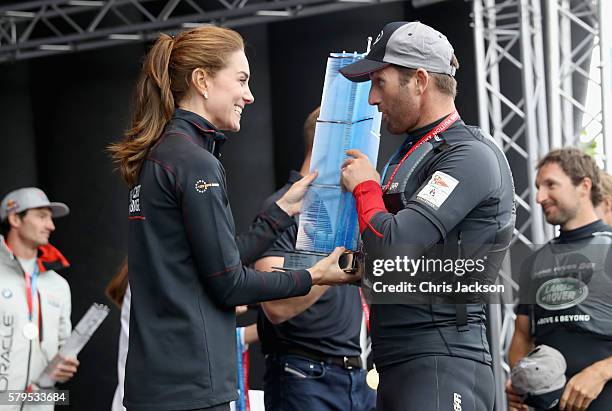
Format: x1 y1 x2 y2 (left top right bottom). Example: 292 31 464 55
284 52 382 270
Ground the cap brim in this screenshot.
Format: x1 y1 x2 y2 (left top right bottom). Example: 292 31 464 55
49 202 70 218
524 388 564 410
339 59 390 82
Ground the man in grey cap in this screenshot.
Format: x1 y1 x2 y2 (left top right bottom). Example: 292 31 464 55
0 187 78 410
339 21 515 410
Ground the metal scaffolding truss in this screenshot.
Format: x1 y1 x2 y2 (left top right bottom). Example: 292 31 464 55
473 0 551 249
473 1 552 410
473 1 610 410
0 0 401 63
546 0 612 170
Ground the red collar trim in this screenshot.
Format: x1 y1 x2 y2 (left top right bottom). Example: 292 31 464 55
37 244 70 272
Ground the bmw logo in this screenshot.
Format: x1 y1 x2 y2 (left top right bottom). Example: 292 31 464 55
1 288 13 299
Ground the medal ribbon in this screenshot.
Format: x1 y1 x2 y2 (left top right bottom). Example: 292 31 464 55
381 111 460 193
24 264 39 322
358 288 370 332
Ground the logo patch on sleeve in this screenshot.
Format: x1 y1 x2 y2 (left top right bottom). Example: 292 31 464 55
195 180 220 193
416 171 459 210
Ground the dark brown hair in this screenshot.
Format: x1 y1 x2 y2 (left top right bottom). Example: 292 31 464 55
396 54 460 98
108 26 244 187
303 107 320 156
537 148 603 206
106 259 129 308
1 210 28 238
600 172 612 199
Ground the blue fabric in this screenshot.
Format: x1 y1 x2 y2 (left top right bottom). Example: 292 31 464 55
263 354 376 411
29 264 39 321
235 329 245 411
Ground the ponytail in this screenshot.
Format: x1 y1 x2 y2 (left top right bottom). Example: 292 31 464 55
105 258 129 308
108 34 174 187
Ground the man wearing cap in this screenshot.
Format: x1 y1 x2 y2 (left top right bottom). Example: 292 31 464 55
339 21 515 410
0 187 78 410
509 148 612 411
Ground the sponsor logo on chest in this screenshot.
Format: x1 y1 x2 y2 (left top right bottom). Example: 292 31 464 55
536 277 588 310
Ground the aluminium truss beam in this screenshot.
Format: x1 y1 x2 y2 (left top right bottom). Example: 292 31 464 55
546 0 611 171
473 0 550 248
473 2 552 410
0 0 402 63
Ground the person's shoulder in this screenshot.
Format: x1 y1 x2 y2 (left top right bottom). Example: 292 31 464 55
151 132 221 175
41 269 71 294
444 125 510 175
155 131 217 160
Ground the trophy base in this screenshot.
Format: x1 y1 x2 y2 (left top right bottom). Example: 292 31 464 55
282 250 328 271
277 250 359 273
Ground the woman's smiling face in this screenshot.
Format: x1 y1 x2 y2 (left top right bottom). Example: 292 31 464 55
203 49 254 131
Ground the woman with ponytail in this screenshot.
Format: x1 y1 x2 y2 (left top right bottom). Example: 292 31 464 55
109 27 357 411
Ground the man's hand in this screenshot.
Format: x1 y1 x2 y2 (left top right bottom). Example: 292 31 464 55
50 355 79 383
505 380 528 411
307 247 362 286
235 305 248 315
276 171 318 216
341 149 380 193
559 363 608 411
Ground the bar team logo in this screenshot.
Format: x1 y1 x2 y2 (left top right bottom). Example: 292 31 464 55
129 185 141 213
453 393 462 411
195 180 219 193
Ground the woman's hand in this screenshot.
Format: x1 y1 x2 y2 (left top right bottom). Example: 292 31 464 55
276 171 318 216
307 247 362 286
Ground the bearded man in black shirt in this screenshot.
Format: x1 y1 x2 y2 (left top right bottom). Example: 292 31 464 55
508 148 612 411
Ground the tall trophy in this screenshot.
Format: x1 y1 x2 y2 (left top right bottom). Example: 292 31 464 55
283 51 382 270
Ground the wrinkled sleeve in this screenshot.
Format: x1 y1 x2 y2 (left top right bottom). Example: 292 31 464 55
354 143 500 254
177 157 311 308
236 202 295 265
58 279 72 348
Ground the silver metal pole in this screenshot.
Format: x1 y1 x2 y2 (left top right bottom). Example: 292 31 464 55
560 0 575 146
599 0 612 172
486 0 503 137
519 0 545 245
473 0 490 135
546 0 562 150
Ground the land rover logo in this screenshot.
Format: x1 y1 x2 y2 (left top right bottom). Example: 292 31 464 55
536 277 588 310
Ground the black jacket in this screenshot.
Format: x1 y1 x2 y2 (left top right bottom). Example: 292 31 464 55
125 109 312 410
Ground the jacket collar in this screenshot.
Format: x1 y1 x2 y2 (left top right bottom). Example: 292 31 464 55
401 115 464 149
0 235 70 273
170 108 227 158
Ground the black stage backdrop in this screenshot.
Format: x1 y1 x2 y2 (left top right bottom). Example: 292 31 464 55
0 1 477 409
